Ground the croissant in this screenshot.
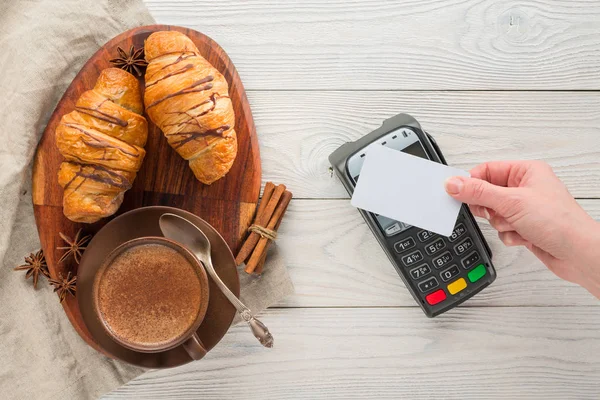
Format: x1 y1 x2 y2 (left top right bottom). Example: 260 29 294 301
55 68 148 223
143 31 237 185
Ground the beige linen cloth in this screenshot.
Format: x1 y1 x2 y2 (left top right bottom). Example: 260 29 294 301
0 1 294 399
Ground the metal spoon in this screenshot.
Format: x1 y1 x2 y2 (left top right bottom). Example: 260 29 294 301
159 213 274 348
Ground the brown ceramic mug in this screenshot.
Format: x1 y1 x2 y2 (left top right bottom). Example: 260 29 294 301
93 237 210 359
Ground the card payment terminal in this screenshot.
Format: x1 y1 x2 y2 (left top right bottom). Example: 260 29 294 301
329 113 496 317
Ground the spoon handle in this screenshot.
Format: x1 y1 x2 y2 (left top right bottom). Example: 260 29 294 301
202 259 274 348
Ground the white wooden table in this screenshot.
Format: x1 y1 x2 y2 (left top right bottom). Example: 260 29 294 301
106 1 600 398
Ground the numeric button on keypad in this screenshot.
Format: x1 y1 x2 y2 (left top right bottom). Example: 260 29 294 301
461 251 480 269
454 237 474 256
433 251 453 269
394 237 416 254
418 277 439 293
440 265 460 282
409 264 431 280
425 238 446 255
449 223 467 242
401 250 424 267
418 230 435 243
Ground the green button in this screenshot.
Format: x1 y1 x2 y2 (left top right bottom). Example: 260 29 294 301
468 264 487 283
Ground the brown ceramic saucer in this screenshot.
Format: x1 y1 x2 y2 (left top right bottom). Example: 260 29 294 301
77 206 239 368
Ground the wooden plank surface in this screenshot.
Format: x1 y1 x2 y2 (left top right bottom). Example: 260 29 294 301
104 307 600 400
102 1 600 398
250 91 600 199
143 0 600 90
274 199 600 307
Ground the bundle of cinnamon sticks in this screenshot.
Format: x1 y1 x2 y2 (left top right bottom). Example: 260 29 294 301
236 182 292 274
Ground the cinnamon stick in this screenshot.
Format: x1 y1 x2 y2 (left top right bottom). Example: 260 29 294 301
246 190 292 273
254 196 290 274
235 183 286 265
255 182 276 221
254 251 268 275
238 182 275 264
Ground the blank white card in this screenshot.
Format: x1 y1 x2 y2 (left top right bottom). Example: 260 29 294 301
350 145 469 237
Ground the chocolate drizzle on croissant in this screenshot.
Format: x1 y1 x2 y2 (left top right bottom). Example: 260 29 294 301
144 31 237 185
145 64 194 88
63 164 133 192
145 76 215 109
75 106 129 127
55 68 148 223
170 125 231 149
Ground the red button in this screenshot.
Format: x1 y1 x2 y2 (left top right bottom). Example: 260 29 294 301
425 289 447 305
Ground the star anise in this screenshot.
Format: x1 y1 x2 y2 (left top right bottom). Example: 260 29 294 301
14 249 50 289
57 229 91 264
49 272 77 303
109 45 148 76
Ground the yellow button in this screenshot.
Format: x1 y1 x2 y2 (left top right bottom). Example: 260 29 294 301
447 278 467 295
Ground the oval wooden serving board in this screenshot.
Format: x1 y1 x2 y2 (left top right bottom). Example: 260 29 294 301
32 25 261 353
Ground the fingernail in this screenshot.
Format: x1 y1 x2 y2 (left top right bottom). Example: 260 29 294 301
445 177 463 195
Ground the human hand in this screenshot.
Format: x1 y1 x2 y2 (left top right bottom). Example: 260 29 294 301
444 160 600 298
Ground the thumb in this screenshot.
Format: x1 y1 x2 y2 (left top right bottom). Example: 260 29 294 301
444 176 509 210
